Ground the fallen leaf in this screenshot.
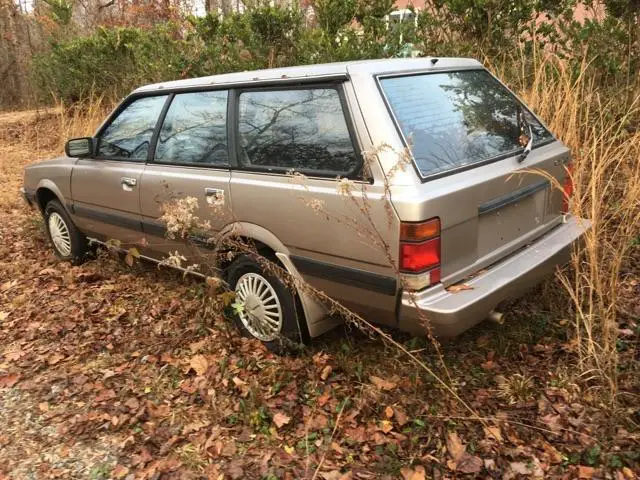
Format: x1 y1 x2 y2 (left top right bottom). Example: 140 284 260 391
400 465 426 480
39 267 58 276
370 375 397 391
446 283 473 293
0 374 20 388
510 462 532 475
541 441 564 464
47 352 65 365
446 431 482 474
159 435 179 456
226 462 244 480
540 413 563 432
273 412 291 429
95 389 116 403
111 464 129 479
222 440 237 457
344 426 367 443
394 407 408 426
330 442 343 454
318 389 331 407
147 402 170 418
320 365 332 380
483 425 503 442
380 420 394 433
188 339 207 353
578 465 595 479
384 406 394 418
456 454 483 474
125 248 140 267
284 445 295 455
446 431 466 462
182 419 210 434
308 413 329 430
124 397 140 411
232 376 246 387
4 347 25 362
484 458 496 470
321 471 352 480
189 354 209 376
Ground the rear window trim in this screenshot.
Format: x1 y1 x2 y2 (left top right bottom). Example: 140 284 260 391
375 68 557 182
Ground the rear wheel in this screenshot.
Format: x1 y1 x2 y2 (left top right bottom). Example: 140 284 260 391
227 255 304 353
44 200 88 265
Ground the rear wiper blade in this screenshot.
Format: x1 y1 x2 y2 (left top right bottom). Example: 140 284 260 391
517 123 533 163
517 107 534 163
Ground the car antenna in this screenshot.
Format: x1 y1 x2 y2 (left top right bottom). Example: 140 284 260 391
430 58 439 65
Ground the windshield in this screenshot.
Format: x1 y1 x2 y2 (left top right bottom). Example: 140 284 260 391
379 70 554 178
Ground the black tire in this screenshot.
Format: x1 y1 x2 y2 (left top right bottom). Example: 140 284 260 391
226 255 305 354
43 200 88 265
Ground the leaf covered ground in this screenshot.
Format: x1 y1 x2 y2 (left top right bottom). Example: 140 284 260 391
0 112 639 479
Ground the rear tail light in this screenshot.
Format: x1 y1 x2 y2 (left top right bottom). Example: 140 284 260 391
399 218 441 291
400 238 440 272
561 162 573 213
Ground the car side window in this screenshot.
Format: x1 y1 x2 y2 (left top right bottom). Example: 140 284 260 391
155 91 229 166
97 95 168 161
238 88 359 176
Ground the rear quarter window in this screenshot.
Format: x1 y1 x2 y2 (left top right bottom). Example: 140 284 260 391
237 88 359 176
379 70 554 178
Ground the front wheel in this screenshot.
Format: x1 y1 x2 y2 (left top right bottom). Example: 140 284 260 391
44 200 88 265
227 255 304 353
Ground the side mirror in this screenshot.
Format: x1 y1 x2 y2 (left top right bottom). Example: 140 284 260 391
65 137 94 158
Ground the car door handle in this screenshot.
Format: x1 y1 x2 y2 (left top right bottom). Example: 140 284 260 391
204 187 224 205
121 177 137 192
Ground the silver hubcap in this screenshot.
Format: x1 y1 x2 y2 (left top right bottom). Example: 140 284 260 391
235 272 283 342
48 212 72 257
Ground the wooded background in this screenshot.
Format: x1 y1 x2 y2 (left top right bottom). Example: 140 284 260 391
0 0 638 110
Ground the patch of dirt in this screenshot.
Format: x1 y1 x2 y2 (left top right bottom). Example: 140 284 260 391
0 108 62 128
0 388 118 479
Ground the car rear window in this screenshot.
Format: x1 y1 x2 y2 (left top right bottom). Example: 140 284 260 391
379 70 554 178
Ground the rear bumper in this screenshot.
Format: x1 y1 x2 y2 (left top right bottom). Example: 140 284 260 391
397 216 590 337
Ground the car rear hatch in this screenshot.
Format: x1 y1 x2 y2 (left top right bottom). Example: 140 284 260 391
378 68 570 286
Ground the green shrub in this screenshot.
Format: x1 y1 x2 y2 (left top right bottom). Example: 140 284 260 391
30 0 639 105
32 24 186 103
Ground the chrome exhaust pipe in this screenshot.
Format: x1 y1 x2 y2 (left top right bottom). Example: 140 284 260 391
488 310 504 324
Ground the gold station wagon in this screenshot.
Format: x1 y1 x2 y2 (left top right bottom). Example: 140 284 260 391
22 58 590 350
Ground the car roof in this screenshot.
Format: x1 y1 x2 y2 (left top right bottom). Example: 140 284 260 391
133 57 483 93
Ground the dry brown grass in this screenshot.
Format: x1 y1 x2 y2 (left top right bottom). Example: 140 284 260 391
512 53 640 402
52 94 113 149
0 95 113 212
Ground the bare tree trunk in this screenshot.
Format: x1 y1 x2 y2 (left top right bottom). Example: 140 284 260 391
0 0 21 109
220 0 232 15
0 0 47 109
205 0 218 13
